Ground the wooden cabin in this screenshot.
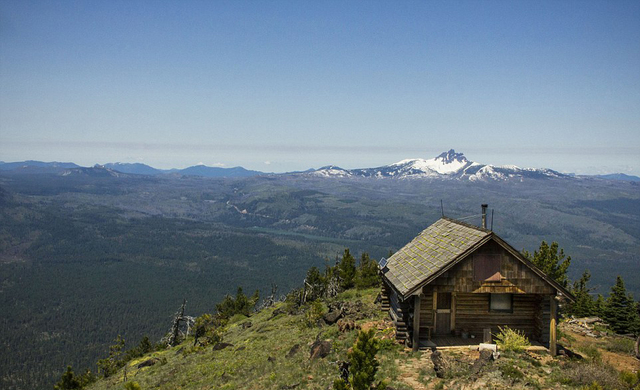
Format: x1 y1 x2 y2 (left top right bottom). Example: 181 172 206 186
380 216 574 354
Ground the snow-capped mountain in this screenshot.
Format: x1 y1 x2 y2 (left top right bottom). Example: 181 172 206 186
310 150 568 181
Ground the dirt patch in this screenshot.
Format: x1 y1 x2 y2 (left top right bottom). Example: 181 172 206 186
395 355 429 390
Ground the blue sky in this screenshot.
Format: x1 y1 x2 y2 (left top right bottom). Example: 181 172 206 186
1 1 639 174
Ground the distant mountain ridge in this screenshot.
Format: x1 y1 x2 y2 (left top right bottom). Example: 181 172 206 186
0 161 264 178
309 149 569 181
0 160 80 173
1 153 639 181
594 173 640 182
103 162 164 176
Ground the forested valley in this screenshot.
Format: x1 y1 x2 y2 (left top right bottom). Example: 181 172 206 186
0 170 638 389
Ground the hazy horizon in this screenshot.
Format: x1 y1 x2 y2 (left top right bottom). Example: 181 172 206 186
1 146 638 176
2 1 639 176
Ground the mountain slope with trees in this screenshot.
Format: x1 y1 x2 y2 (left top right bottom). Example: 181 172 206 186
0 167 638 389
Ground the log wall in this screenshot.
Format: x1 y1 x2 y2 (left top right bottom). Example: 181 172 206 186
418 287 550 342
454 293 542 340
388 288 411 342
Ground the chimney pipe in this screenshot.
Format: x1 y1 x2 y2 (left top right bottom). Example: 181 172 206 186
481 204 488 229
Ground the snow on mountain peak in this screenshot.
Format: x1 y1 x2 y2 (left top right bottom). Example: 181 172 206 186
391 149 472 175
307 150 567 181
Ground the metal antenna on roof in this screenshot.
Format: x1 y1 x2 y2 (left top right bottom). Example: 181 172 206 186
490 209 494 231
440 200 444 217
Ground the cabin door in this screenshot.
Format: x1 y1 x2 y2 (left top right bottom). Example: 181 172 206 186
435 292 452 336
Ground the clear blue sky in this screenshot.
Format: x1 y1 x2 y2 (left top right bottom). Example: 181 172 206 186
1 0 639 174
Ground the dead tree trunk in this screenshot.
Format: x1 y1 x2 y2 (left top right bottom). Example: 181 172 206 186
635 335 639 360
164 299 188 347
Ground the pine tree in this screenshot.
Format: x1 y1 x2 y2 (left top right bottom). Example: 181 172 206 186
333 329 385 390
96 335 125 378
522 241 571 287
215 287 259 318
54 366 82 390
568 270 595 317
594 294 606 318
338 249 357 290
355 252 381 289
604 276 640 335
305 266 327 300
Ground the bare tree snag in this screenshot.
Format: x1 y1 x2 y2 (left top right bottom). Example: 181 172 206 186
163 299 195 347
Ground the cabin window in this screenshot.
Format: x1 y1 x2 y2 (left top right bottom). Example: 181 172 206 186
490 294 513 312
473 254 501 282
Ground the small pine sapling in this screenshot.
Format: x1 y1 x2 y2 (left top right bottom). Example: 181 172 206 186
333 329 386 390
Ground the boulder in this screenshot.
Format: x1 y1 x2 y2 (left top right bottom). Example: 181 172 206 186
309 340 332 360
241 321 252 329
137 358 159 369
212 342 234 351
430 350 449 378
471 349 493 374
323 309 342 325
286 343 301 358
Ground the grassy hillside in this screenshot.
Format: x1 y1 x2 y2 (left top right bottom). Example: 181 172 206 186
84 288 640 390
87 288 400 390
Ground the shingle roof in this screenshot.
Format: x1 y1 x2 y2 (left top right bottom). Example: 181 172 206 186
383 217 491 297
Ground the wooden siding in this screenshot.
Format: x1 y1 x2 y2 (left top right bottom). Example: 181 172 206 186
419 291 434 336
419 286 548 342
454 293 542 340
540 296 551 345
426 240 555 295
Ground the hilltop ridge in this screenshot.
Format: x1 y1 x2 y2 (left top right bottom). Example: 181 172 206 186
83 288 640 390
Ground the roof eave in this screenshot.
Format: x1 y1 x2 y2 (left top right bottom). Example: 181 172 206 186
490 235 576 302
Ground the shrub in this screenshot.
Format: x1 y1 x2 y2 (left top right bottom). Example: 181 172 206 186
578 344 602 362
123 382 141 390
501 363 524 381
563 361 623 390
604 337 635 354
620 370 640 390
302 300 326 328
193 313 226 346
494 326 530 352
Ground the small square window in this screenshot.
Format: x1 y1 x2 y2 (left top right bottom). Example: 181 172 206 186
490 294 512 312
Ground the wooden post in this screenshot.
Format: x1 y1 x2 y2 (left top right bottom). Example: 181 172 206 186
432 289 438 333
549 295 557 356
451 292 456 331
413 294 421 352
483 328 492 343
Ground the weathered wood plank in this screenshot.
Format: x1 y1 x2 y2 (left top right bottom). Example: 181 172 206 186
550 295 557 356
413 294 421 352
